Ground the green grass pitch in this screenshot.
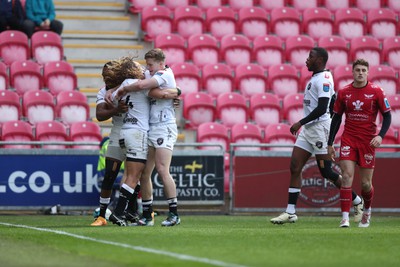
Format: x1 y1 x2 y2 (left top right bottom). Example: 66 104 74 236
0 215 399 267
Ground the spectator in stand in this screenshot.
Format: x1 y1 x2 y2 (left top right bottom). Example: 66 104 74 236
22 0 63 38
0 0 26 33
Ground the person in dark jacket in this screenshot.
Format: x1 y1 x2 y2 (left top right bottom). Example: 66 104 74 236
0 0 26 33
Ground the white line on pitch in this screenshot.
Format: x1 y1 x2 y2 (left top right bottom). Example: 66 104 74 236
0 222 248 267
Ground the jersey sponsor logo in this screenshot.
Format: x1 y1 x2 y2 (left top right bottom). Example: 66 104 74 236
384 98 391 108
352 100 364 111
364 94 374 99
364 153 374 165
345 94 352 98
303 99 311 106
323 83 330 92
123 116 138 124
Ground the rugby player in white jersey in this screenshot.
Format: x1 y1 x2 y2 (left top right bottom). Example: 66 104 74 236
114 49 181 227
270 47 363 224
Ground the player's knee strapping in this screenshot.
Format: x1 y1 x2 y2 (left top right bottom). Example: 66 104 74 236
317 160 339 183
101 159 122 190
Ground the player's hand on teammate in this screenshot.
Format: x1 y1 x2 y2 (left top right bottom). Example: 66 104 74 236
370 135 382 148
116 100 128 113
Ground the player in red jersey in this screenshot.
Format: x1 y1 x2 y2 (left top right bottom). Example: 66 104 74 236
327 59 392 228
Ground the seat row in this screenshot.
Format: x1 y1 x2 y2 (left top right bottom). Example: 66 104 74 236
0 60 77 96
129 0 398 13
0 90 89 125
0 120 102 150
139 5 399 41
0 30 64 66
157 33 400 70
172 62 400 99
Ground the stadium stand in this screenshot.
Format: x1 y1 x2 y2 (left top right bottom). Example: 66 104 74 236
334 8 366 40
333 64 353 89
285 35 315 69
322 0 351 11
183 92 216 129
35 120 68 149
128 0 160 14
43 61 77 96
387 94 400 130
237 6 269 40
31 31 64 65
216 92 248 128
141 5 173 42
154 33 186 65
263 123 295 151
302 7 334 40
202 63 234 98
318 36 349 69
10 60 42 96
22 90 55 124
227 0 255 11
375 126 399 152
164 0 192 10
252 35 284 69
267 64 299 99
173 6 204 39
194 0 226 10
366 8 398 41
171 62 201 96
387 0 400 12
56 91 90 124
1 120 34 149
354 0 383 12
230 122 263 151
349 36 381 66
368 65 399 96
196 122 230 151
249 93 281 128
0 61 8 90
187 33 219 67
206 6 236 40
0 90 20 123
220 34 252 67
282 93 304 125
234 63 267 99
0 30 30 66
382 37 400 70
269 7 301 40
291 0 319 11
258 0 288 11
69 121 102 150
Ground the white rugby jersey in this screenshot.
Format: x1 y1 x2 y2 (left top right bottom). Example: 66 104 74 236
96 87 124 129
146 67 177 125
112 79 150 131
303 70 335 124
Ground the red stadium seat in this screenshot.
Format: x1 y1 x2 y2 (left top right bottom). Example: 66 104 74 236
252 35 284 69
318 36 349 69
285 35 315 69
227 0 255 11
220 34 252 67
69 121 102 150
269 7 301 39
264 123 295 151
387 0 400 13
216 92 248 128
268 64 300 99
237 7 268 40
171 62 201 96
22 90 55 124
291 0 318 11
183 92 216 129
56 91 90 124
375 126 398 152
259 0 288 11
382 37 400 70
368 65 399 96
0 61 8 90
322 0 351 12
0 30 29 66
141 6 173 42
249 93 281 128
299 65 312 92
128 0 160 13
1 120 34 149
350 36 381 66
187 34 219 68
0 90 20 123
231 122 263 151
367 8 398 41
202 63 234 98
197 122 230 151
354 0 383 13
164 0 191 10
234 63 267 99
173 6 204 39
10 60 43 96
282 93 304 125
334 8 366 41
35 120 68 149
43 61 77 96
302 7 334 40
206 6 236 40
194 0 225 10
387 94 400 130
333 65 353 90
31 31 63 65
154 33 186 65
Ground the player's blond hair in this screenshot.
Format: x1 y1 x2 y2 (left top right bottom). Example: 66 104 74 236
102 56 144 89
